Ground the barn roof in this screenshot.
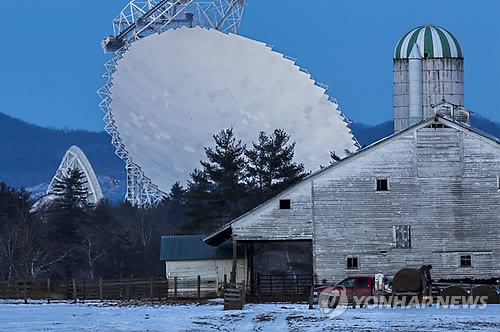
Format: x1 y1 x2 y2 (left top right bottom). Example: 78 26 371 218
203 115 500 246
160 235 235 261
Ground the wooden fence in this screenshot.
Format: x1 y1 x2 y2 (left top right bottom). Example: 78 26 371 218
0 276 218 303
0 274 316 303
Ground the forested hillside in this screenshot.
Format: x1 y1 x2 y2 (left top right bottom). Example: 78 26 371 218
0 112 124 189
0 112 497 194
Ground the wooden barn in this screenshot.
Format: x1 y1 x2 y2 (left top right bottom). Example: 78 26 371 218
160 235 247 290
204 115 500 285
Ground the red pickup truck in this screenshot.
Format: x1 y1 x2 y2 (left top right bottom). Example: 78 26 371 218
314 276 375 303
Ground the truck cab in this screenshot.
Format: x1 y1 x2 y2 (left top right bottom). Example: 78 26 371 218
314 276 374 302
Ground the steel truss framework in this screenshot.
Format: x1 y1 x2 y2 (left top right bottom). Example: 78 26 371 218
99 44 165 207
102 0 246 52
98 0 360 207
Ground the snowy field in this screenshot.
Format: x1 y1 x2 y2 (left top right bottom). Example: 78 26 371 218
0 300 499 332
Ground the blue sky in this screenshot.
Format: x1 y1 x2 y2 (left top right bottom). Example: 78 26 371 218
0 0 498 132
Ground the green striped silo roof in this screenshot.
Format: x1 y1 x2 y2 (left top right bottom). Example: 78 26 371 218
394 24 462 59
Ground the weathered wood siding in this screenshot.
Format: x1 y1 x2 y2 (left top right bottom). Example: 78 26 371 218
313 125 500 282
232 182 313 241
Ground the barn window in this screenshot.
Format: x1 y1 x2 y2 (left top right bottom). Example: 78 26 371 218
393 225 411 248
346 257 359 269
460 255 472 267
376 178 389 191
279 199 291 209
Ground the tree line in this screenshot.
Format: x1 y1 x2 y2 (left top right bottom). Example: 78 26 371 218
0 128 307 282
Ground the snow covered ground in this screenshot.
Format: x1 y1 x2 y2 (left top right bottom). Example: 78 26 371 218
0 300 498 332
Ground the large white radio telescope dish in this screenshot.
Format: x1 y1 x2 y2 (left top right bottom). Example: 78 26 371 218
107 26 358 205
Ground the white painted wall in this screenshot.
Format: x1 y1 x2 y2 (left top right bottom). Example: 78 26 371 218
165 258 247 290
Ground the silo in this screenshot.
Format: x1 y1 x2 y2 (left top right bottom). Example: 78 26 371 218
393 24 464 132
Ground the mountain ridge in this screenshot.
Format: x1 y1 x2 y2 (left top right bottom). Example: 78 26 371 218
0 112 125 189
1 111 498 194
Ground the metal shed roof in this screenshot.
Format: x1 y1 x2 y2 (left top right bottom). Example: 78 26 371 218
160 235 234 261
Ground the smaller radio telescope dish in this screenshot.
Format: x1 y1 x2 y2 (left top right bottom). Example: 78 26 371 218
105 26 359 206
46 146 103 205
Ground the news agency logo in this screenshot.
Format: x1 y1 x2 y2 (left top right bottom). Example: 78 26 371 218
318 286 349 319
318 287 489 319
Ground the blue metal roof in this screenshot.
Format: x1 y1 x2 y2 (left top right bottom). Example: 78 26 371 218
160 235 235 261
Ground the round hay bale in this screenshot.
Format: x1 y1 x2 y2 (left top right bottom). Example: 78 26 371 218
393 268 422 293
470 285 499 304
440 286 468 304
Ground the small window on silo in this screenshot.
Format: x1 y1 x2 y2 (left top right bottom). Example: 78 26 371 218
460 255 472 267
497 176 500 190
279 199 291 209
376 178 389 191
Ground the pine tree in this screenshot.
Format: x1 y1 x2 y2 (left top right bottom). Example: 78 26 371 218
201 128 247 195
245 131 270 194
168 182 187 205
246 129 306 201
267 129 306 191
51 168 89 212
48 168 90 279
51 168 89 240
185 128 247 233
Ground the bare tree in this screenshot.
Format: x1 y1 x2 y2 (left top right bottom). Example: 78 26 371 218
82 233 104 280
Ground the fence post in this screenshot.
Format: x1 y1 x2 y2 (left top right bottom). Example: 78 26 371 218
99 278 103 302
241 279 246 304
72 278 77 303
164 278 168 301
23 279 28 304
257 273 261 302
224 274 227 289
352 285 357 309
47 279 51 304
83 280 86 302
157 278 162 301
197 275 201 300
150 277 154 300
174 277 177 301
127 277 131 301
308 285 314 310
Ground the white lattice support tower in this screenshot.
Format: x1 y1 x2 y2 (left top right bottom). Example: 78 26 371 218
98 45 165 207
